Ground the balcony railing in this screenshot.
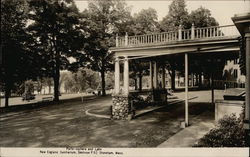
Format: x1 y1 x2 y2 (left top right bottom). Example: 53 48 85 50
115 24 240 47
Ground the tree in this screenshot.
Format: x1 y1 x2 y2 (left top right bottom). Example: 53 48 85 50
159 0 189 90
24 80 35 94
80 0 132 96
1 0 36 107
62 68 99 93
128 8 160 90
188 7 220 88
160 0 189 32
160 0 219 90
132 8 160 35
83 68 100 90
188 7 218 28
42 77 53 94
28 0 84 101
105 71 114 90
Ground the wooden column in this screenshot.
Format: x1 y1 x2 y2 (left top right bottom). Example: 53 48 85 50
153 61 158 89
245 33 250 124
123 56 129 95
211 71 215 105
114 57 120 94
185 53 189 126
232 13 250 145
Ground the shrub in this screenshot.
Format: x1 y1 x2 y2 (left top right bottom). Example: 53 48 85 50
86 88 94 93
195 114 247 147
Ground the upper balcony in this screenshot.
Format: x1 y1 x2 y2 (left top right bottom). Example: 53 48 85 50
114 24 240 49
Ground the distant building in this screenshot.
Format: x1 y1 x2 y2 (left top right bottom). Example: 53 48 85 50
222 58 245 88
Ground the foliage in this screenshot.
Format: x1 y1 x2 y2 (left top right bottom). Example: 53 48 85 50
0 0 37 106
238 36 246 75
159 0 189 89
188 7 218 28
129 8 160 89
159 0 220 90
195 114 247 147
105 71 115 90
160 0 189 31
63 68 100 93
28 0 84 101
78 0 132 96
24 80 35 94
42 77 54 94
86 88 94 93
132 8 160 35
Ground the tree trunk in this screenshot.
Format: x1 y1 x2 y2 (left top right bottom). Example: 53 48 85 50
53 52 60 102
171 67 176 90
198 73 202 88
134 78 137 90
139 72 142 91
48 85 51 94
211 72 214 105
4 85 11 107
101 69 106 96
195 73 199 86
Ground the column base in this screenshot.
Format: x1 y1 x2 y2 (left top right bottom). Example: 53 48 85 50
112 95 131 120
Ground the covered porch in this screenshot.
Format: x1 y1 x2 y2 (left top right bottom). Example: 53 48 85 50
110 24 240 126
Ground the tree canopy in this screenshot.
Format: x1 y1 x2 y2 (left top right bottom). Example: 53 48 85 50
1 0 37 106
28 0 84 101
132 8 160 35
160 0 189 31
77 0 132 96
1 0 237 106
189 6 218 27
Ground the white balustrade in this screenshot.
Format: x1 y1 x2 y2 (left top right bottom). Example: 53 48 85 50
115 25 240 47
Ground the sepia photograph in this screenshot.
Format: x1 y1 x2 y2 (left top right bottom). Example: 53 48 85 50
0 0 250 156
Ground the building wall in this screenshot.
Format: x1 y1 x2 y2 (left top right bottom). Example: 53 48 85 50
223 59 245 83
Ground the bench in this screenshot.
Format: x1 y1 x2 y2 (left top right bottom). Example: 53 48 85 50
42 97 53 102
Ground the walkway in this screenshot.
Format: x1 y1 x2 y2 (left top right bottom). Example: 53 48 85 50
0 93 90 107
158 111 215 147
0 90 218 147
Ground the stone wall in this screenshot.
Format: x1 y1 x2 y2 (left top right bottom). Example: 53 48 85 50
112 95 131 120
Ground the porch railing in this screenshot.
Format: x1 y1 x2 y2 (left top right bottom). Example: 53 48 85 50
116 24 240 47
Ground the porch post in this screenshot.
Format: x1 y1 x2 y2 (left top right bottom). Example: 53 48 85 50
153 61 158 89
245 33 250 127
185 53 189 126
124 56 129 95
162 65 166 88
231 13 250 144
114 57 120 94
149 61 153 89
211 70 215 105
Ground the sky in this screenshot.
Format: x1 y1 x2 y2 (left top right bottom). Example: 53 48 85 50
74 0 250 26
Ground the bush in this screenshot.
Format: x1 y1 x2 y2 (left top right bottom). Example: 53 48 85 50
86 88 94 93
195 114 247 147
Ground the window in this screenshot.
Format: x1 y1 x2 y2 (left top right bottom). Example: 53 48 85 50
233 69 238 78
